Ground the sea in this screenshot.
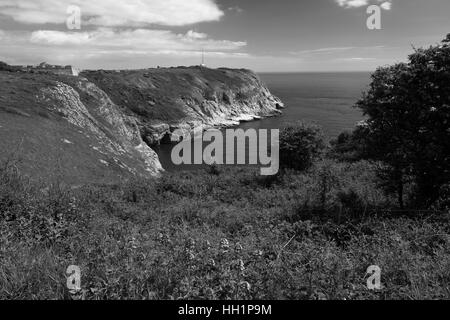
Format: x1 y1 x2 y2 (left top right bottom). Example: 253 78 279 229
154 72 372 172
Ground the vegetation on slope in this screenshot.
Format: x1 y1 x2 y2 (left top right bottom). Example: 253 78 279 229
0 155 449 300
331 35 450 210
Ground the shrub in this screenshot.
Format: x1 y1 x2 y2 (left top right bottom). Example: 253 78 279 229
279 122 326 171
431 184 450 212
330 126 370 162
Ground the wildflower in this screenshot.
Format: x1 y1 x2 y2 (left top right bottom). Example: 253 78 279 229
205 288 216 299
157 232 171 244
69 197 77 210
186 250 195 261
239 281 251 291
235 243 243 252
253 250 263 257
314 291 327 301
208 258 216 267
148 291 158 300
129 237 139 249
185 238 196 250
237 259 245 272
220 238 230 251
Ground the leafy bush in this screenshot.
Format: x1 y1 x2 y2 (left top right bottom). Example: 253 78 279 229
431 184 450 212
279 122 326 171
330 125 370 162
356 34 450 208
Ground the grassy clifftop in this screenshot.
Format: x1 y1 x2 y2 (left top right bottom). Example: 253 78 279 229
82 67 283 122
82 67 283 145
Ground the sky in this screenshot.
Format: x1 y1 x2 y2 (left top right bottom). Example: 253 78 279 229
0 0 449 72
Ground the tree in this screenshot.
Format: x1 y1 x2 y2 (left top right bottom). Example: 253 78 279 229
356 35 450 208
443 33 450 43
279 122 326 172
330 124 371 162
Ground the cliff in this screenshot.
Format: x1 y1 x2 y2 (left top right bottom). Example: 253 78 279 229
81 67 284 146
0 65 283 184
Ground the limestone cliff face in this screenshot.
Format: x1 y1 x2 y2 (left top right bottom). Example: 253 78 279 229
0 66 283 184
81 67 284 146
0 71 162 184
37 80 163 177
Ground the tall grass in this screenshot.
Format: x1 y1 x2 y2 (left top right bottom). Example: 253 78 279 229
0 159 449 300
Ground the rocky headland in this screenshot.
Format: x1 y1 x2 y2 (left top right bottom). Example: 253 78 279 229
0 64 283 184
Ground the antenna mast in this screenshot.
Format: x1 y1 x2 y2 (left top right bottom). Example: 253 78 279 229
193 25 206 67
202 48 205 66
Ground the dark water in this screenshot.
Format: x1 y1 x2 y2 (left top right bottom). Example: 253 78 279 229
155 72 372 172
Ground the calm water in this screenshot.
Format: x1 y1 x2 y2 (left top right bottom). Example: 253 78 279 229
155 72 371 172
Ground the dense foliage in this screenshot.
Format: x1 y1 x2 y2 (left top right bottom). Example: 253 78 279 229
329 125 370 162
279 122 326 171
1 156 449 300
355 35 450 208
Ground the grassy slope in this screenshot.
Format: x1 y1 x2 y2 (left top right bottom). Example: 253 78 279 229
0 71 158 185
1 161 448 300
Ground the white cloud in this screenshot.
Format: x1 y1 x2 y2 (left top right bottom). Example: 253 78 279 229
185 30 208 40
336 0 392 10
336 57 376 61
336 0 369 8
30 30 90 45
0 0 224 27
29 28 246 53
0 1 245 66
0 27 248 69
380 2 392 10
228 6 244 14
292 47 356 55
291 45 385 55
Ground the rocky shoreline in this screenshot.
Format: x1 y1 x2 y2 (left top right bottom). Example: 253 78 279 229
142 105 284 147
